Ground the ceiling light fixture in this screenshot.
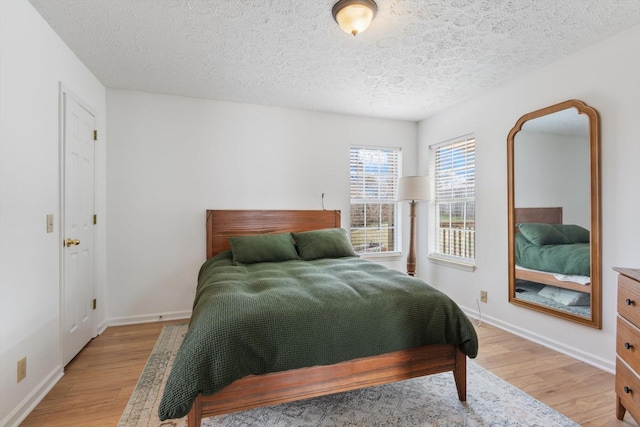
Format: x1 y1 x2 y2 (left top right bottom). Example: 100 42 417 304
332 0 378 36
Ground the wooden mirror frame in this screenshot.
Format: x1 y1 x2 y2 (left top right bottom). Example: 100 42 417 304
507 99 601 328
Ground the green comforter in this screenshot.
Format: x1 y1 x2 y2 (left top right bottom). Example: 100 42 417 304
515 233 590 277
158 252 478 420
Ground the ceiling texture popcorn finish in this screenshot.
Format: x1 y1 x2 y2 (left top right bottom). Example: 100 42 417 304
28 0 640 121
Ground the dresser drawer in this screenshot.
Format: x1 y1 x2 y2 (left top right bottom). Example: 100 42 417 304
617 357 640 421
618 315 640 373
618 274 640 327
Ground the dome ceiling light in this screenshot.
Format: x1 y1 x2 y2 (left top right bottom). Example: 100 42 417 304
332 0 378 36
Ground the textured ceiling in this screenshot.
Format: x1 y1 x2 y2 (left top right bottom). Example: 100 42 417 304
28 0 640 121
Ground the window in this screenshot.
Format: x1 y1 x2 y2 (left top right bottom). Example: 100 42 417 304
349 146 400 254
430 136 475 263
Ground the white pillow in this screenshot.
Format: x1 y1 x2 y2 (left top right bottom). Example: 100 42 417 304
538 286 590 306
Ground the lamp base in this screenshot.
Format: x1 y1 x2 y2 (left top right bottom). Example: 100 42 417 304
407 200 417 276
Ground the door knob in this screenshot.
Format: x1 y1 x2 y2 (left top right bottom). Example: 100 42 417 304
65 238 80 247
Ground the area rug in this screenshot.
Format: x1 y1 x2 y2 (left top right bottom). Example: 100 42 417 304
118 324 579 427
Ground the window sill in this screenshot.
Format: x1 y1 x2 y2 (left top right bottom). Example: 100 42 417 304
358 251 402 260
428 254 476 272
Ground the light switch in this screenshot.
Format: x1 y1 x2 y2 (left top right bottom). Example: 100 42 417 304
46 214 54 233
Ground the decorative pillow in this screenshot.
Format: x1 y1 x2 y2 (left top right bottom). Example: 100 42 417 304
552 224 590 243
229 232 299 265
292 228 358 261
516 223 571 246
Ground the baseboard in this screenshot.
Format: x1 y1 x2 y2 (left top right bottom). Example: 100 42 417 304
96 318 109 335
1 366 63 427
462 305 615 374
106 310 191 327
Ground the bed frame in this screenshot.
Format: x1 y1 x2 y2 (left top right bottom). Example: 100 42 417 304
186 209 468 427
514 207 591 294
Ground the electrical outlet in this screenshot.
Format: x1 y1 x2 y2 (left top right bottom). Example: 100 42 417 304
17 357 26 383
480 290 488 303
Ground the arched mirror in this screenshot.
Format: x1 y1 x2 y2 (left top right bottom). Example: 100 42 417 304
507 99 601 328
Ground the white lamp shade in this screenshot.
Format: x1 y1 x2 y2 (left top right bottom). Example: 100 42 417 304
397 176 429 201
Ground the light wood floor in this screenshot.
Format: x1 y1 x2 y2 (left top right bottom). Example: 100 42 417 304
19 320 639 427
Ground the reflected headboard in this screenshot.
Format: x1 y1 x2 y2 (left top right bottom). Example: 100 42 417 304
206 210 341 259
514 207 562 225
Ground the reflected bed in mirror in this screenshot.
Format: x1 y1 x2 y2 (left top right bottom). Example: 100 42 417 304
507 100 601 328
514 207 591 318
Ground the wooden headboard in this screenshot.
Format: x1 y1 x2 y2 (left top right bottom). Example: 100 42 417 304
206 210 342 259
514 207 562 225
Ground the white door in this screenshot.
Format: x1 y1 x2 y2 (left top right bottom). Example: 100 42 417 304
62 93 95 366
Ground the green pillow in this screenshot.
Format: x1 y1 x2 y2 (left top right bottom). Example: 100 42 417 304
552 224 590 243
516 223 571 246
229 232 299 265
293 228 358 261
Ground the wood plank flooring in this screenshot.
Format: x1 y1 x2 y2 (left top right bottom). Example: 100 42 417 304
473 322 636 427
19 320 638 426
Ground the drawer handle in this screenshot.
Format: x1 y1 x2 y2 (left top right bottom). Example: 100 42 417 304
626 298 635 306
626 342 634 350
625 386 632 394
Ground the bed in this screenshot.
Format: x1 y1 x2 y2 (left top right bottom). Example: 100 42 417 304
514 207 591 294
159 209 478 427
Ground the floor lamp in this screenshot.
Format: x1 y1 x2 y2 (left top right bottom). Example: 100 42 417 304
397 176 429 276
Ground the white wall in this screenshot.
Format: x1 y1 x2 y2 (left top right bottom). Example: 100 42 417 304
106 90 418 323
515 132 590 228
0 1 106 425
417 24 640 372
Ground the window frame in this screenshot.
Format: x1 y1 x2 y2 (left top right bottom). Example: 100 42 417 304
349 145 402 257
428 135 476 270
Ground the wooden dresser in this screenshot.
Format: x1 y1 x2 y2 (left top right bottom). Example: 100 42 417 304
616 267 640 423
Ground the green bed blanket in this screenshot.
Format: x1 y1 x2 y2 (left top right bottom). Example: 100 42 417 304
515 233 590 277
158 252 479 420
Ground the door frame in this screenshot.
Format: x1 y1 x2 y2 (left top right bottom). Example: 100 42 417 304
58 83 98 366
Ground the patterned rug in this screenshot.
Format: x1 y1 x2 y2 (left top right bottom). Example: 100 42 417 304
118 324 579 427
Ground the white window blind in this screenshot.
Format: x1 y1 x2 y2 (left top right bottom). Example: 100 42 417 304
431 136 476 261
349 146 400 254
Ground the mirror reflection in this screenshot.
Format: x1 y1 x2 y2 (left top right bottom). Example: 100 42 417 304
507 100 601 328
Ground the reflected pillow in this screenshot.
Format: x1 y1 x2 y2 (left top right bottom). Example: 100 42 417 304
229 232 299 265
552 224 590 243
293 228 358 261
516 223 572 246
